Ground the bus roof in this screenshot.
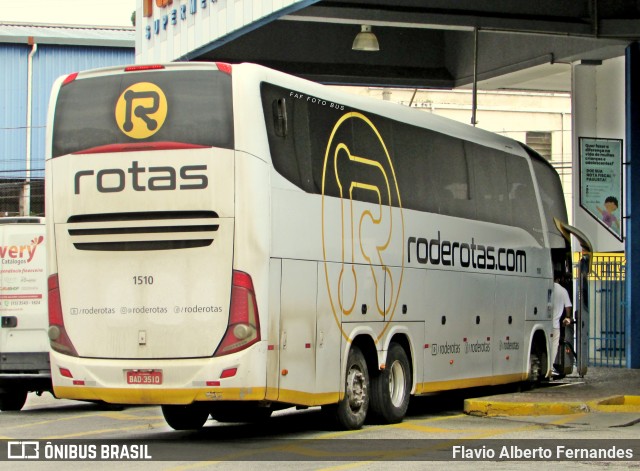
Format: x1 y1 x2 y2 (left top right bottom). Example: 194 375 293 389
57 61 530 160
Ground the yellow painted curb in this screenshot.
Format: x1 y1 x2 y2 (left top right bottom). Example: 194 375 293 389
590 395 640 413
464 399 588 416
464 395 640 416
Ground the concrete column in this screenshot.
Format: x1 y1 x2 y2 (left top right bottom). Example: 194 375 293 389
625 42 640 368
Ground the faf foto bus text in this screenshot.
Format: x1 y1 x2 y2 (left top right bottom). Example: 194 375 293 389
289 91 345 110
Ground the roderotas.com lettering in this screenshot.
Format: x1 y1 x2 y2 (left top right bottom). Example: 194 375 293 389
407 231 527 273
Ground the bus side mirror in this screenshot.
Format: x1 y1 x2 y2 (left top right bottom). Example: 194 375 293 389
272 98 288 138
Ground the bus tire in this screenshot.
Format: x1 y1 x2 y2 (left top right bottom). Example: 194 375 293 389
528 346 545 386
333 346 370 430
369 343 411 424
0 390 28 411
161 404 209 430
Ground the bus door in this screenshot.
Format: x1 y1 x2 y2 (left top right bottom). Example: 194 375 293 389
277 259 318 403
554 219 592 377
574 247 591 376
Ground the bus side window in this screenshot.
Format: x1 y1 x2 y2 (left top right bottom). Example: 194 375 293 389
351 115 398 206
431 135 475 220
261 83 314 193
308 105 355 199
468 144 509 226
392 125 438 214
291 98 315 193
507 157 544 245
265 94 299 186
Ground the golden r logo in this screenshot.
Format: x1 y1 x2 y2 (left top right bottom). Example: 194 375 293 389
115 82 167 139
321 112 404 342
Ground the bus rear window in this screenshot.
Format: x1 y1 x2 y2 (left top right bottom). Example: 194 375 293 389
52 70 234 157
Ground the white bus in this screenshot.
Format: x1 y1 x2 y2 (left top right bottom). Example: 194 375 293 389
45 62 587 430
0 217 51 410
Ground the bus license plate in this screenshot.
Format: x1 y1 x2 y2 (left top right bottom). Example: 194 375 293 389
126 370 162 385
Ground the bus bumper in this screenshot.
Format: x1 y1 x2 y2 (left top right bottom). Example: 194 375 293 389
49 346 268 405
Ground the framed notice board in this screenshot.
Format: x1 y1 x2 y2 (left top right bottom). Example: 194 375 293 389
579 137 623 241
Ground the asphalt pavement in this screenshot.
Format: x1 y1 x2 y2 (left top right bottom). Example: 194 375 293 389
464 366 640 416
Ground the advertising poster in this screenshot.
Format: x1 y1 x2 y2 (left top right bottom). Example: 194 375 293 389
579 137 623 241
0 230 46 316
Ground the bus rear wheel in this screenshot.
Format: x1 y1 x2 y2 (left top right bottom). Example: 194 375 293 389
0 390 28 411
528 345 547 386
330 346 369 430
161 404 209 430
369 343 411 424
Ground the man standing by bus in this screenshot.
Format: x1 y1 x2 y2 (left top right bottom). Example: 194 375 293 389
552 274 573 375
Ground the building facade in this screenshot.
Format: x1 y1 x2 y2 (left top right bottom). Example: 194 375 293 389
0 22 134 216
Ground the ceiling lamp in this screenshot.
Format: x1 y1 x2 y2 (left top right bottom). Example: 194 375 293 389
352 25 380 51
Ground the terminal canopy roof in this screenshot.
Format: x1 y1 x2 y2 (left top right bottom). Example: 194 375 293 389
188 0 640 90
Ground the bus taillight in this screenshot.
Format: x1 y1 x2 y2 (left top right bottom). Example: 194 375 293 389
61 72 78 86
214 270 261 357
216 62 232 75
47 274 78 357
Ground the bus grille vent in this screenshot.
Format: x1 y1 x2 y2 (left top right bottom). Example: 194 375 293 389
66 211 219 251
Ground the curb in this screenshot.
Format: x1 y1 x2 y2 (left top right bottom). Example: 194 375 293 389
463 395 640 416
591 395 640 413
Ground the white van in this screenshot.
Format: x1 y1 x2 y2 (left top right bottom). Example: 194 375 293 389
0 217 51 410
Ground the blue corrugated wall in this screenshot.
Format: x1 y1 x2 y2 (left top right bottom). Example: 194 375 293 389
0 43 134 179
0 44 28 177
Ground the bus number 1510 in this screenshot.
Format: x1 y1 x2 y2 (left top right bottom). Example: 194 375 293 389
133 276 154 285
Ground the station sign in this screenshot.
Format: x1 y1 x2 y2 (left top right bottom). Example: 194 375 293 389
579 137 624 241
